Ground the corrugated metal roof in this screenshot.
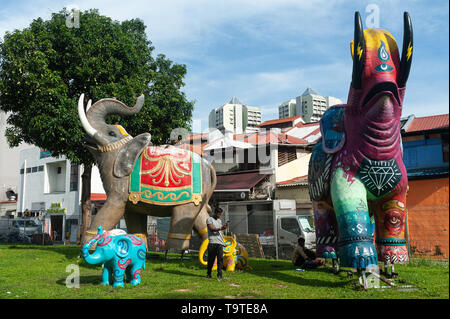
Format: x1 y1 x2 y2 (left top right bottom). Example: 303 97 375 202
407 167 449 179
215 172 270 190
276 175 308 187
285 121 321 143
405 114 449 133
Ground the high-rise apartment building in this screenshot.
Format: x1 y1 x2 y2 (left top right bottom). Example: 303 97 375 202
277 87 343 123
278 99 297 119
209 97 261 133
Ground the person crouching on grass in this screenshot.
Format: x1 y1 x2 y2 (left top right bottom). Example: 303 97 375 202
292 237 324 269
206 207 229 279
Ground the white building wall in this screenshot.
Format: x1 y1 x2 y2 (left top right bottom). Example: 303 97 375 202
18 146 105 219
276 152 312 183
18 147 79 218
296 92 341 123
326 96 343 108
278 99 296 119
0 111 32 202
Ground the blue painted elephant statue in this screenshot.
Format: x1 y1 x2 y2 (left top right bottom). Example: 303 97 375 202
82 226 146 287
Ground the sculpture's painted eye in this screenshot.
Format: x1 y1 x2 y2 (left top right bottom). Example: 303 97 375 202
109 131 116 137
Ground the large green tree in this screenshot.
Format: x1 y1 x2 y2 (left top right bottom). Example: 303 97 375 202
0 9 194 243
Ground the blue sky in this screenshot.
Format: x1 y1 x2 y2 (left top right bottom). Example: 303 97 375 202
1 0 448 132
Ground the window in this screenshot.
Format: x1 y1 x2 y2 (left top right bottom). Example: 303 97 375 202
45 161 66 193
70 164 79 192
442 132 449 163
278 147 297 166
281 218 301 236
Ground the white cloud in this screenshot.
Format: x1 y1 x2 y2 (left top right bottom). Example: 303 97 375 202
1 0 447 132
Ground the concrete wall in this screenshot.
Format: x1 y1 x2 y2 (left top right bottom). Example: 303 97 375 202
406 177 449 258
275 152 311 183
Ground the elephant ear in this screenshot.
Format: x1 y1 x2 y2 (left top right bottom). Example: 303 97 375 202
308 141 333 202
320 105 346 154
114 133 151 178
115 236 133 258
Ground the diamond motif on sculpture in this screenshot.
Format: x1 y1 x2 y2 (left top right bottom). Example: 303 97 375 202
357 158 402 197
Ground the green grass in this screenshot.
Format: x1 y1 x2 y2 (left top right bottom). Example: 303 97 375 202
0 244 448 299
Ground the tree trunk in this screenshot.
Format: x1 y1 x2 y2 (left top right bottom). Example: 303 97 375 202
80 163 92 245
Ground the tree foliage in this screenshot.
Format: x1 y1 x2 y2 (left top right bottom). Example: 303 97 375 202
0 8 194 165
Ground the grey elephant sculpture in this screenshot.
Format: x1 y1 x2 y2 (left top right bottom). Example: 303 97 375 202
78 94 216 250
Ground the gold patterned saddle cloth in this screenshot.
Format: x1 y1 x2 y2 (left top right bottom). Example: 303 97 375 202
129 146 202 205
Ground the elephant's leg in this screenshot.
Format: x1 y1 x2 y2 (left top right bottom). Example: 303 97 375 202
128 263 143 285
330 167 377 269
124 210 149 250
371 196 409 264
101 265 111 286
193 205 209 242
166 203 202 250
85 198 127 244
225 252 237 271
313 199 339 260
112 267 126 288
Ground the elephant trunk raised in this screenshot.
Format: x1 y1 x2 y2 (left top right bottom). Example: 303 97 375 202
78 94 216 252
82 226 109 264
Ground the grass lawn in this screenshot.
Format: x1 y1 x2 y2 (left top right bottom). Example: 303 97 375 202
0 244 448 299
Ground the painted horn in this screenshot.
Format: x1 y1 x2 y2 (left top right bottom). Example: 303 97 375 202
397 12 413 88
198 238 209 266
78 94 98 137
351 11 365 90
86 94 145 126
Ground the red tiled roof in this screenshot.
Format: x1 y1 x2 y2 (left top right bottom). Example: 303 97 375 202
186 134 209 142
215 172 270 190
233 133 249 141
284 120 320 133
276 175 308 186
242 131 307 145
406 114 449 133
91 193 107 201
258 115 303 127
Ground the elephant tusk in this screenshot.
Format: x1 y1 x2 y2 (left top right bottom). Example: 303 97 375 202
78 94 98 137
86 99 92 112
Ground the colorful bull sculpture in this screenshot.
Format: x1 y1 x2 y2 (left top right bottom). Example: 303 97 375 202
77 94 216 250
308 12 413 271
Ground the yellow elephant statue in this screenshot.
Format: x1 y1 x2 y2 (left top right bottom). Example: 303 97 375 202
199 235 249 271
